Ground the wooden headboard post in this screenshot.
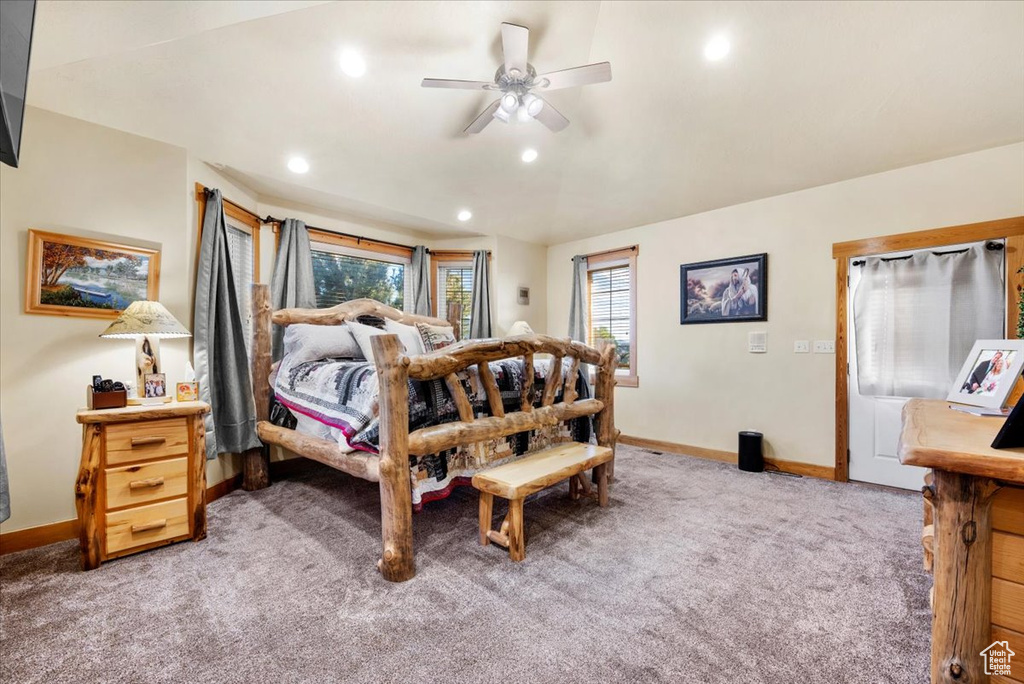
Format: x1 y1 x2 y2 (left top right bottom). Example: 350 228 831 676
244 283 273 491
593 340 618 480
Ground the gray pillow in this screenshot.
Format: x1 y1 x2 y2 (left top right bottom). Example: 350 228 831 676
282 324 363 364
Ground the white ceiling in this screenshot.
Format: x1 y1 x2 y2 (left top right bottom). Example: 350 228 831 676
26 1 1024 245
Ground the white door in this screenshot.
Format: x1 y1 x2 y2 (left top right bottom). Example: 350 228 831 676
847 258 930 490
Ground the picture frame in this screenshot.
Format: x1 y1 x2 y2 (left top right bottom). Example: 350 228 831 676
680 253 768 324
25 229 160 319
947 339 1024 409
144 373 167 399
517 286 530 305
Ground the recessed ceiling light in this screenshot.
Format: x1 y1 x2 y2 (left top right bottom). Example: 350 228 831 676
521 149 538 163
457 210 472 222
287 156 310 174
339 49 366 78
704 34 730 61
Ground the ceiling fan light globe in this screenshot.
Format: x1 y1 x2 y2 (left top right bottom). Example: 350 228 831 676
500 93 519 113
493 107 511 123
522 93 544 117
516 106 532 123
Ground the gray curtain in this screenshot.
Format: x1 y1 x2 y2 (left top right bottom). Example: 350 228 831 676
408 245 431 316
271 218 315 361
194 189 261 459
469 250 492 338
568 255 588 342
0 416 9 523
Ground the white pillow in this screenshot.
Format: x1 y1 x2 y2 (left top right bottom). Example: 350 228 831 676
386 319 426 356
282 324 363 364
347 319 425 363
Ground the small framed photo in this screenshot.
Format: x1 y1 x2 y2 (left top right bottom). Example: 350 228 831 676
948 340 1024 409
517 286 530 305
680 253 768 324
144 373 167 399
176 381 198 402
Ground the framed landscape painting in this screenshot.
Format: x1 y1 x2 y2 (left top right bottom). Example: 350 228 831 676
25 230 160 319
680 253 768 324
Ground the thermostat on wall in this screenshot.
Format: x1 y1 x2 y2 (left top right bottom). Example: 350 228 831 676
748 332 767 353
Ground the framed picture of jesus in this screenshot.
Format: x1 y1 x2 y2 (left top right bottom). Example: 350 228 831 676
680 253 768 325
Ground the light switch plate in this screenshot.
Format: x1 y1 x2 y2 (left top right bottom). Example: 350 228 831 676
794 340 810 353
813 340 836 354
749 331 767 353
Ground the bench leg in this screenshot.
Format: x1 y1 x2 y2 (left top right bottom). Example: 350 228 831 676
508 498 525 562
569 475 580 500
595 463 609 507
478 491 493 546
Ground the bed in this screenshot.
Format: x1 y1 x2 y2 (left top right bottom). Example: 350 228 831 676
246 285 617 582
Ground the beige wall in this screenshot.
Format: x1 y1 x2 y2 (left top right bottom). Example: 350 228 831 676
0 108 191 532
547 143 1024 468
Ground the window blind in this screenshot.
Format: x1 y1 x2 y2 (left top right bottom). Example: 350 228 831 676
437 264 473 338
589 265 631 369
225 224 254 354
311 249 406 310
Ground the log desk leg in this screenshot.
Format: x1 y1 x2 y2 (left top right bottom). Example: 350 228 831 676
926 469 1000 684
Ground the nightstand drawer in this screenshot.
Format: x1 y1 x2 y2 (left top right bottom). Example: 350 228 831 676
105 457 188 510
106 418 189 465
105 497 190 555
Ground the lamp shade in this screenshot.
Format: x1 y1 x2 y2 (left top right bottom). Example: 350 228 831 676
99 301 191 339
507 320 535 336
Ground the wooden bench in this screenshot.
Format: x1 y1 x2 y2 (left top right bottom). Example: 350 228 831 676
471 442 614 561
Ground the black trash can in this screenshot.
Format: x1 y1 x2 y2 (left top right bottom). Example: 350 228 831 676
738 431 764 472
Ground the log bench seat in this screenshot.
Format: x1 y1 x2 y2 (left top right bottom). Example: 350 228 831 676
471 442 614 561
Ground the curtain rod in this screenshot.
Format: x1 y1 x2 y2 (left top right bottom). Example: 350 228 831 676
263 214 492 256
263 214 423 252
570 245 638 262
851 241 1004 266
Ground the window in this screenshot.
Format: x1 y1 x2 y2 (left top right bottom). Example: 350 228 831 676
309 233 410 310
431 252 479 339
587 246 638 386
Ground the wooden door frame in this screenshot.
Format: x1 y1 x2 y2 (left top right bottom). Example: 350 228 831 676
832 216 1024 482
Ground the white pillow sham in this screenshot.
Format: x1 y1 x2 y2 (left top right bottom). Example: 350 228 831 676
282 324 363 364
347 319 426 363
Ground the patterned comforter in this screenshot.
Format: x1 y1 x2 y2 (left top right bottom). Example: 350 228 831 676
271 354 591 506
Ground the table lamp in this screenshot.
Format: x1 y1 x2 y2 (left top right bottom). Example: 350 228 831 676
507 320 535 336
99 300 191 404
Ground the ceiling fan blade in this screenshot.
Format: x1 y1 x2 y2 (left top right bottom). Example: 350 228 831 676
533 97 570 132
464 100 501 134
536 62 612 90
501 22 529 76
422 78 493 90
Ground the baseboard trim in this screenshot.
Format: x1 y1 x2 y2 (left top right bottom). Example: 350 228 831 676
619 435 837 481
0 458 315 556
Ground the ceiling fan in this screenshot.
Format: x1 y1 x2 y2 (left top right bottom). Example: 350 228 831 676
421 22 612 134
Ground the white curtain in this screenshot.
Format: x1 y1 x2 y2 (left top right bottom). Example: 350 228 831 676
853 242 1004 398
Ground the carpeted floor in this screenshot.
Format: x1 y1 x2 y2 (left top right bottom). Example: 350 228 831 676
0 445 930 683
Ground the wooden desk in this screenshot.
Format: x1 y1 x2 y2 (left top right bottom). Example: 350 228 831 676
899 399 1024 683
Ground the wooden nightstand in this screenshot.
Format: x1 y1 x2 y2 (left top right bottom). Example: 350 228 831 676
75 401 210 570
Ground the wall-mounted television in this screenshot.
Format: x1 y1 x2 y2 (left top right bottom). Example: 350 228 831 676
0 0 36 168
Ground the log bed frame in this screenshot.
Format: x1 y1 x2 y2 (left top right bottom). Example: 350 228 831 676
245 284 617 582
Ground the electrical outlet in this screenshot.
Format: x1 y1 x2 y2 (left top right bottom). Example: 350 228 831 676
813 340 836 354
794 340 810 353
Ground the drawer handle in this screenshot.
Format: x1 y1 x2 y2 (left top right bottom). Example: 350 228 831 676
131 436 166 447
131 519 167 534
128 477 165 490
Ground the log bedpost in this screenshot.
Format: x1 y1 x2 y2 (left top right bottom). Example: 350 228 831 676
371 334 416 582
929 469 1000 683
244 283 272 491
593 340 617 479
